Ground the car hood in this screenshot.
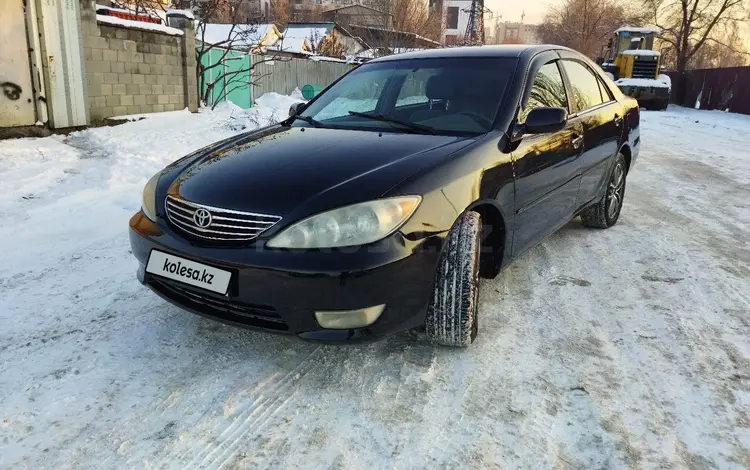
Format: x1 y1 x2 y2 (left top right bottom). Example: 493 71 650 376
168 125 474 217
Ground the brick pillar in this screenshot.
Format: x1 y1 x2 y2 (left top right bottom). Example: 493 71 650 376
80 0 99 121
171 13 199 112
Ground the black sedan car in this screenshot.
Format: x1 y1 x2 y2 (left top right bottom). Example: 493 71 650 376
129 45 640 347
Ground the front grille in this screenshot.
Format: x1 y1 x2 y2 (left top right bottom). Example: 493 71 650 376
165 195 281 242
152 279 289 331
632 58 659 79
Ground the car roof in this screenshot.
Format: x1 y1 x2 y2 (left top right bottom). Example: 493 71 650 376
368 44 557 63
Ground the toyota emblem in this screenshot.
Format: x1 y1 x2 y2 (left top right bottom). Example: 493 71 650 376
193 208 212 228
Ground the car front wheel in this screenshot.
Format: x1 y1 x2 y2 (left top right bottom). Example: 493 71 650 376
581 153 627 228
425 211 481 347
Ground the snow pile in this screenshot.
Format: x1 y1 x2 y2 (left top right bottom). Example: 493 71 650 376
616 77 670 88
0 135 81 207
96 14 184 36
254 92 304 110
290 87 306 101
658 73 672 90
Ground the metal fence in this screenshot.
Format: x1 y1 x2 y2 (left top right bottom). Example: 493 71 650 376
667 67 750 115
251 56 355 99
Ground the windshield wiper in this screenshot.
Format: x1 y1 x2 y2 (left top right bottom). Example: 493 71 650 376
347 111 436 135
290 114 323 128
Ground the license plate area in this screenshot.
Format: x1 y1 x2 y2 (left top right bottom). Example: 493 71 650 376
146 250 232 295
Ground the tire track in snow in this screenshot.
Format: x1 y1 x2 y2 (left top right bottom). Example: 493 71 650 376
171 346 324 469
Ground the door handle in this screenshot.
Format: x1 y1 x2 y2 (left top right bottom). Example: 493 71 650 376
572 133 584 149
614 114 623 125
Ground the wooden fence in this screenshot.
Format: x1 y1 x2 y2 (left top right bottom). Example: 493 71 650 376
251 56 355 99
667 67 750 115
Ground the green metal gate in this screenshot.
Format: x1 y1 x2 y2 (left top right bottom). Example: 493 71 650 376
200 48 253 109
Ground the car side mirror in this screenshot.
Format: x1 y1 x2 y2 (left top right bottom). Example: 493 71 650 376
520 107 568 135
288 102 306 118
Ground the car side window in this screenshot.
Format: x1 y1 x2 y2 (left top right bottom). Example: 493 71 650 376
561 60 604 113
597 76 613 102
520 61 568 122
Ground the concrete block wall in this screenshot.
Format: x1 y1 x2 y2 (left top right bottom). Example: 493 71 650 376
80 1 198 121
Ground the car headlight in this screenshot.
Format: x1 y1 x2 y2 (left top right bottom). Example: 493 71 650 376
267 196 421 249
141 172 160 221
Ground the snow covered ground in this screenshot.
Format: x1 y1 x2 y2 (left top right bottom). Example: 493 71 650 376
1 104 749 469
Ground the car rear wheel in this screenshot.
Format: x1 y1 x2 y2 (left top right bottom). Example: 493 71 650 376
425 211 481 347
581 153 627 228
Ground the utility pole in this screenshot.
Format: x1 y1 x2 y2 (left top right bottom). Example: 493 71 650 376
463 0 485 45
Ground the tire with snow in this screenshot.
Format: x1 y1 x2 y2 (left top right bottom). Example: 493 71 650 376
581 153 627 228
426 211 481 347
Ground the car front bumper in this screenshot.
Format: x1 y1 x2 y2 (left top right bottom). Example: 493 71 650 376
129 212 443 343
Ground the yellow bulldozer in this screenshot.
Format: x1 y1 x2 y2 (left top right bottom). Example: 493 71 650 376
598 27 671 110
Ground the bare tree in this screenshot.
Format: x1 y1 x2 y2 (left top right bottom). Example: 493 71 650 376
174 0 280 109
667 22 749 69
390 0 441 39
538 0 642 58
109 0 168 20
270 0 292 27
353 0 441 56
643 0 749 72
271 0 325 26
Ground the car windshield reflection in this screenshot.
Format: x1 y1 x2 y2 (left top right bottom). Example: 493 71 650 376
297 57 518 135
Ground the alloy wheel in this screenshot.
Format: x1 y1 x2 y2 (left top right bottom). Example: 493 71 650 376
607 162 625 220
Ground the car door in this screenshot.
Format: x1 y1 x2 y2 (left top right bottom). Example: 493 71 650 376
559 57 623 208
511 59 585 257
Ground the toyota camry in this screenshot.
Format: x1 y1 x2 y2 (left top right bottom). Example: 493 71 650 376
129 45 640 347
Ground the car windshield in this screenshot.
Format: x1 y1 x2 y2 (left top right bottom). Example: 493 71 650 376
297 57 517 135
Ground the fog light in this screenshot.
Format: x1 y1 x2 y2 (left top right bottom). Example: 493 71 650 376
314 305 385 329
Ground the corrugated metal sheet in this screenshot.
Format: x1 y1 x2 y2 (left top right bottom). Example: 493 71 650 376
202 49 252 109
251 56 354 98
667 67 750 115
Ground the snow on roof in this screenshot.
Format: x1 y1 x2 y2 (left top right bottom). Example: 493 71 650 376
621 49 661 56
267 37 313 54
96 3 162 19
199 23 278 48
269 23 336 53
166 9 194 20
616 78 670 88
96 14 184 36
616 26 661 34
284 23 335 42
